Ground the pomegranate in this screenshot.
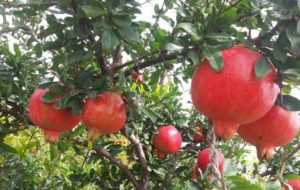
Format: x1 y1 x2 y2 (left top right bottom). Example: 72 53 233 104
196 148 224 173
193 127 206 141
28 89 81 143
191 45 279 140
238 105 299 160
132 72 143 82
82 91 127 141
152 125 182 156
283 179 300 190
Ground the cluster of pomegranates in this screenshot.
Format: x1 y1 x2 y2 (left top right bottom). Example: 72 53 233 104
28 89 127 143
191 45 299 159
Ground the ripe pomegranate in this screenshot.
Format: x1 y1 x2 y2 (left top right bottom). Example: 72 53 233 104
193 127 206 141
28 89 81 143
152 125 182 156
191 45 279 140
82 91 127 141
196 148 224 173
132 72 143 82
238 105 299 160
283 179 300 190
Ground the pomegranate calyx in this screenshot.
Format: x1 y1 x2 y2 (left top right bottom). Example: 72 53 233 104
44 130 60 144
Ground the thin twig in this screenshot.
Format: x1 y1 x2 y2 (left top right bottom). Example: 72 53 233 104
73 139 140 189
121 129 149 190
279 144 300 181
0 2 57 8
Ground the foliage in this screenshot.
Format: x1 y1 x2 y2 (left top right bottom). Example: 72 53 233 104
0 0 299 189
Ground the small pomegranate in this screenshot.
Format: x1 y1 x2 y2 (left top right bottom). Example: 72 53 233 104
238 105 299 160
193 127 206 141
191 45 279 140
283 179 300 190
28 89 81 143
82 91 127 141
132 72 143 82
152 125 182 156
196 148 224 173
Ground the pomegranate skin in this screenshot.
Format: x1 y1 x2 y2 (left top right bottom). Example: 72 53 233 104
283 179 300 190
238 105 299 160
28 89 81 143
196 148 224 173
152 125 182 155
82 91 127 140
191 45 279 140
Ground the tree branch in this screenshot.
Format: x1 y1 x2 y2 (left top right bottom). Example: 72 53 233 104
121 129 149 190
0 2 58 8
73 139 140 189
113 48 192 77
158 144 201 190
279 144 300 181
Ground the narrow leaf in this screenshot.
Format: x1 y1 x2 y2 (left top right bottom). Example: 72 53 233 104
101 30 120 51
279 95 300 111
255 56 272 78
176 23 198 36
202 45 224 72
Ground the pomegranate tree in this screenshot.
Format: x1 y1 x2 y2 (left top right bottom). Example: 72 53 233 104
152 125 182 157
238 105 299 160
82 91 127 141
191 45 279 140
196 148 224 174
28 89 81 143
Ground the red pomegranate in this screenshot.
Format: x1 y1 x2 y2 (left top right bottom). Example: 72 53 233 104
196 148 224 173
132 72 143 82
28 89 81 143
152 125 182 156
193 127 206 141
283 179 300 190
191 45 279 140
238 105 299 160
82 91 127 141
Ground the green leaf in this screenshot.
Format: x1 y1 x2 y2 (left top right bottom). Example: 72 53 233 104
149 69 162 86
163 42 184 51
285 174 300 180
101 30 120 51
0 142 17 153
140 107 157 122
278 95 300 111
13 44 21 57
81 5 102 18
117 27 140 42
202 45 224 72
187 51 199 64
223 159 237 177
227 176 264 190
112 15 132 27
176 23 198 36
49 145 58 161
255 56 272 78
